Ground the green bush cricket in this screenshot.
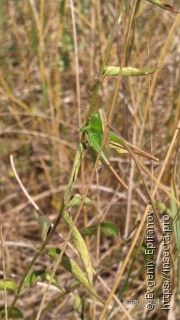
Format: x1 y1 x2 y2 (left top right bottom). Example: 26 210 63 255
80 109 159 189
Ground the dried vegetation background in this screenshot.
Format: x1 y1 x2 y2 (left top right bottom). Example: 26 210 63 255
0 0 180 319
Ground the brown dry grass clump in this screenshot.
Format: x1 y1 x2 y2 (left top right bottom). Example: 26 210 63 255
0 1 180 319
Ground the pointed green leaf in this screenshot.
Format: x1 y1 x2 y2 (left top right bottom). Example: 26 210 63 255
146 0 179 12
103 66 157 77
37 214 51 241
0 306 23 318
80 221 119 237
154 201 167 212
63 211 93 284
47 247 100 301
24 270 58 289
33 210 51 241
65 193 92 208
73 293 84 316
0 279 17 292
64 142 87 202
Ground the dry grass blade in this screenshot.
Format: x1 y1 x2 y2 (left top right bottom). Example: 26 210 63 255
0 0 180 318
99 120 180 319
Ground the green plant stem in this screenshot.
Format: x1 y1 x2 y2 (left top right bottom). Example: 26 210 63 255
7 202 65 318
49 3 126 298
89 1 124 114
40 282 79 317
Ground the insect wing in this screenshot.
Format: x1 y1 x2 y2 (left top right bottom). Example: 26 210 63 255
88 131 109 165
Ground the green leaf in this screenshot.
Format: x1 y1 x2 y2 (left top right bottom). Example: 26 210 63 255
0 306 23 318
73 293 85 317
80 221 119 237
64 142 87 202
154 201 167 212
0 279 17 292
103 66 157 77
33 208 51 242
63 211 93 284
37 214 51 241
146 0 179 12
24 270 58 289
65 194 92 208
46 247 100 300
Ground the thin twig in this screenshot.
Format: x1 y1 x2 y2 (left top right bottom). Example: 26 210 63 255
10 155 41 214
